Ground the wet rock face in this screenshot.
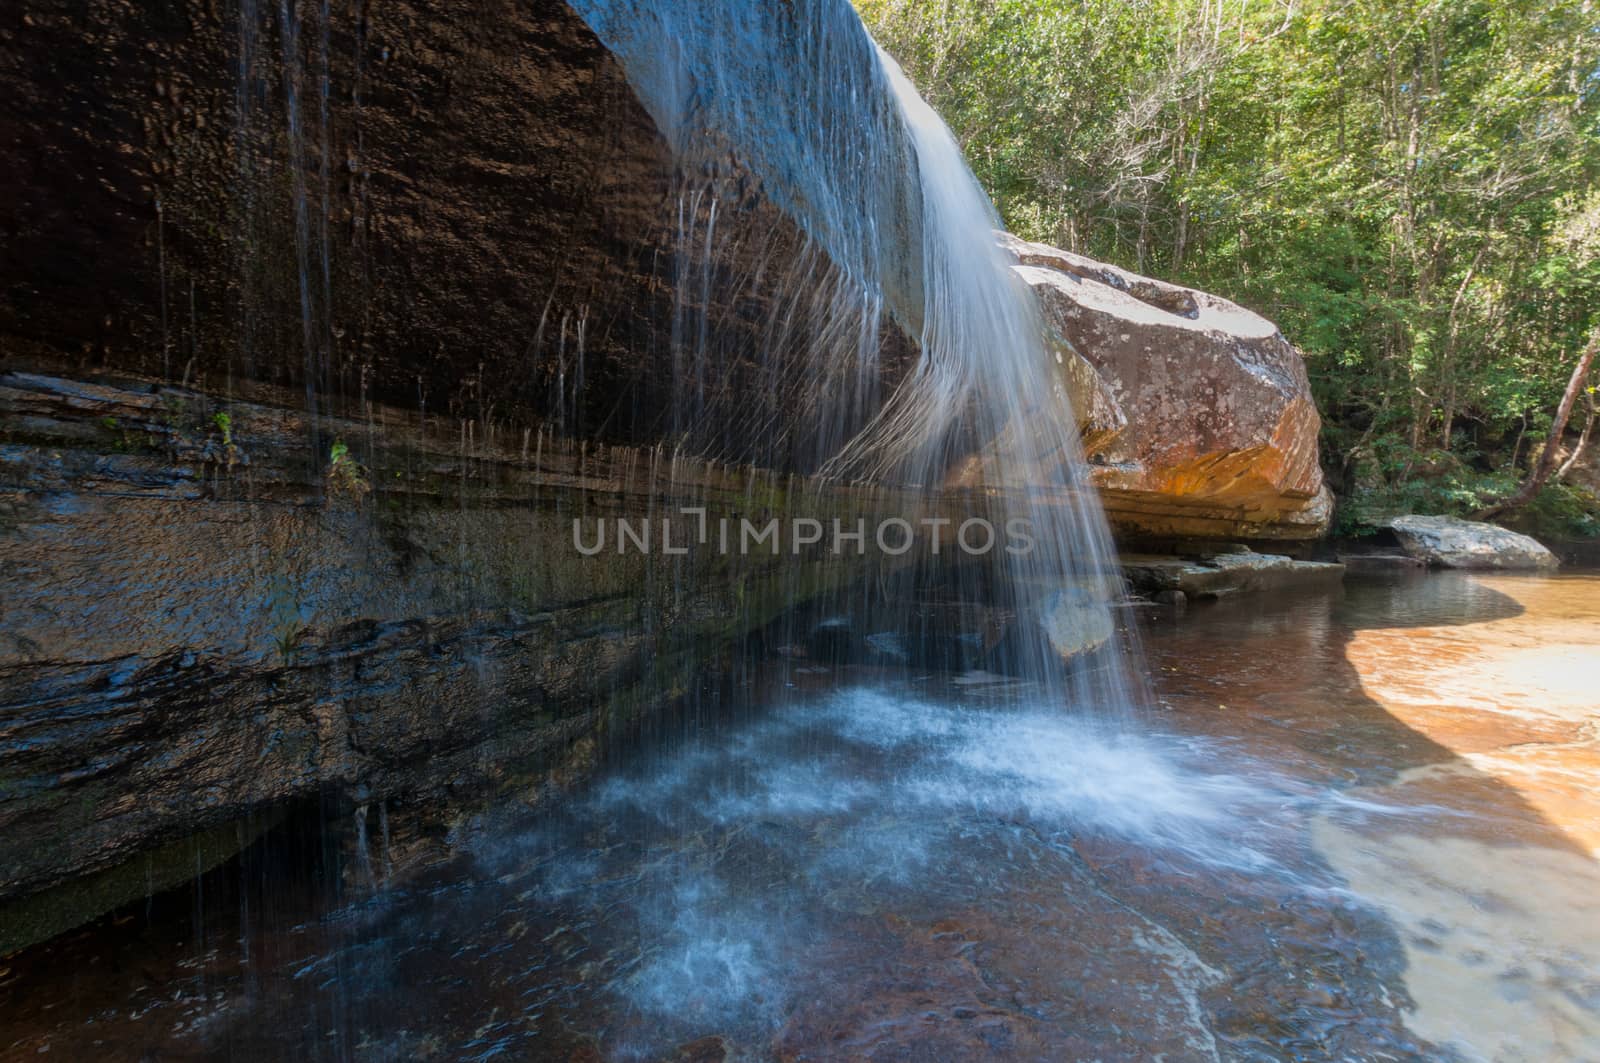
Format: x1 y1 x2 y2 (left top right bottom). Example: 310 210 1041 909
0 367 859 951
1385 516 1559 571
3 1 655 414
0 0 912 469
1002 234 1333 543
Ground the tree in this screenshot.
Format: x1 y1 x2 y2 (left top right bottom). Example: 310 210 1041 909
1475 326 1598 518
857 0 1600 531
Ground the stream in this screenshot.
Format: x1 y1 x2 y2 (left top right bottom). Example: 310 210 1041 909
3 571 1596 1061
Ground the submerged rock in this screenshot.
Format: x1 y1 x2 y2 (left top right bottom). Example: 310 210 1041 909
1037 587 1116 660
1384 516 1559 571
1123 551 1345 600
1001 233 1332 544
1337 552 1428 576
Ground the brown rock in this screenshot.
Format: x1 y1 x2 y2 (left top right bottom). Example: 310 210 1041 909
1002 233 1332 542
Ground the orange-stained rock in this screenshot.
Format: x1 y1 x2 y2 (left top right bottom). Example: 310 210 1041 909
1001 233 1333 542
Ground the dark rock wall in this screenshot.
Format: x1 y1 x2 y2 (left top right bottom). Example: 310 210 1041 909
1 0 912 467
0 0 920 949
3 2 638 414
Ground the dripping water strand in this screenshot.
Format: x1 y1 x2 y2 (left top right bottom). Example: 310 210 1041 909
278 0 320 448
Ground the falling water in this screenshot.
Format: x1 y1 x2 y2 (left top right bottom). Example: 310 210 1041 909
568 0 914 473
156 194 170 380
277 0 328 439
870 46 1135 703
233 0 262 385
570 0 1141 710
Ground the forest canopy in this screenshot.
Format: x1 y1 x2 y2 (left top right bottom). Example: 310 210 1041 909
857 0 1600 536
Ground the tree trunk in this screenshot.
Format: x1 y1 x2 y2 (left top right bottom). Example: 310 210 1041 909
1557 386 1597 480
1438 245 1486 448
1475 326 1600 520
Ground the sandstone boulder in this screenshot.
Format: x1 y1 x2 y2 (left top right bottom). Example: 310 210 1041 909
1385 516 1560 571
1002 233 1332 543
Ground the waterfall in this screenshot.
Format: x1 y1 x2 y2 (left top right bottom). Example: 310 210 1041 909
568 0 916 473
570 0 1143 710
870 46 1140 708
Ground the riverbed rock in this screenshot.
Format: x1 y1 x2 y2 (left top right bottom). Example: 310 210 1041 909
1384 516 1560 571
1002 234 1333 544
1123 551 1346 600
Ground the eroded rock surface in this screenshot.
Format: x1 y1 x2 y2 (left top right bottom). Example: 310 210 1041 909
1002 233 1333 543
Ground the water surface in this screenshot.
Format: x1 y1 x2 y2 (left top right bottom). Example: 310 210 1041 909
3 572 1597 1061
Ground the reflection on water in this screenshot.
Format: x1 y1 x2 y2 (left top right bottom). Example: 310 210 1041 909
1315 826 1600 1062
1147 571 1600 1062
3 573 1598 1061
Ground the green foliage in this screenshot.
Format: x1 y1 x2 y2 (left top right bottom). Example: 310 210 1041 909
209 410 244 469
95 413 162 455
1516 481 1600 539
273 622 304 665
326 438 370 497
858 0 1600 529
1333 436 1519 535
264 570 307 665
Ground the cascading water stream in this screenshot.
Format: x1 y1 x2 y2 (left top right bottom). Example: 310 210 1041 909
867 44 1139 708
569 0 1146 712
